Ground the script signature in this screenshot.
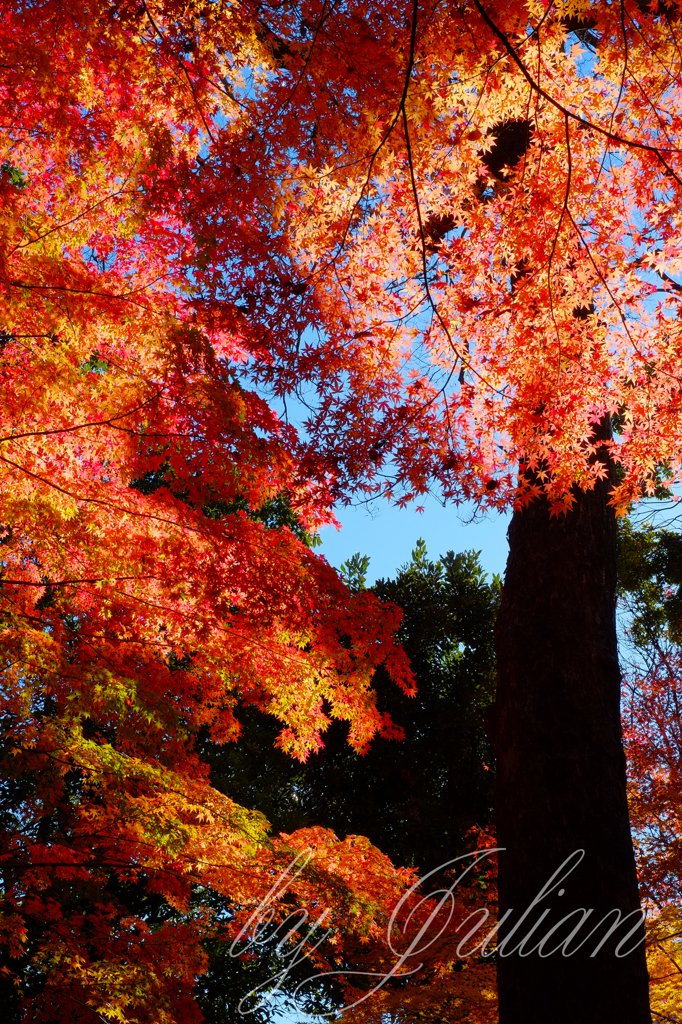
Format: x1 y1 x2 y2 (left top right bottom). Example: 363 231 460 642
229 847 645 1017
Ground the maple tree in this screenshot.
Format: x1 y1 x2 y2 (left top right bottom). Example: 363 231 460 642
5 0 682 1021
0 3 420 1020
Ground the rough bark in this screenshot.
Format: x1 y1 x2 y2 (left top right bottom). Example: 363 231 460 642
493 442 651 1023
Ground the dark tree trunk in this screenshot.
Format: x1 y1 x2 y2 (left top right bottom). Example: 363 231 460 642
493 440 651 1023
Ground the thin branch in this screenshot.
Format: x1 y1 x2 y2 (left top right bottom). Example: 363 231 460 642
0 393 162 445
141 2 216 144
471 0 682 186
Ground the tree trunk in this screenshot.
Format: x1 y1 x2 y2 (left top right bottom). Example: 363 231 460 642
493 443 651 1023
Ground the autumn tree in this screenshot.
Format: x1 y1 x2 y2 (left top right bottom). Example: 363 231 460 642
6 0 682 1021
0 3 420 1020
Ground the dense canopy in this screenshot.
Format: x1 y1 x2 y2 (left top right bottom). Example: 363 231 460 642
4 1 682 1021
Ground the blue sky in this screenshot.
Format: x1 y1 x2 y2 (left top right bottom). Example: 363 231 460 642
317 493 511 585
